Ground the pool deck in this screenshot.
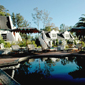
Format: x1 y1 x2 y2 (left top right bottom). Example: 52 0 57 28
34 51 72 57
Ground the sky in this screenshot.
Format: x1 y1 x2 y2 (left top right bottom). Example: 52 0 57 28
0 0 85 29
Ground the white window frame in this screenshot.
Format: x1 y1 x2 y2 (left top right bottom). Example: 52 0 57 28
52 34 56 37
1 34 7 41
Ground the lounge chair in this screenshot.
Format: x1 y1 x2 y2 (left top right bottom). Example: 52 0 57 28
38 36 57 52
11 45 24 53
28 44 37 52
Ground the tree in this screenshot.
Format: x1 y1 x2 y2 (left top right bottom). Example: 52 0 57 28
43 26 51 31
60 24 70 32
11 12 16 26
53 27 59 31
16 13 24 27
75 14 85 27
22 20 29 27
0 5 5 16
60 24 65 32
0 5 10 16
32 7 42 30
42 10 52 28
11 13 29 27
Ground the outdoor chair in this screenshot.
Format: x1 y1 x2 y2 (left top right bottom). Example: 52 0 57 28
28 44 38 52
57 45 64 51
11 45 25 53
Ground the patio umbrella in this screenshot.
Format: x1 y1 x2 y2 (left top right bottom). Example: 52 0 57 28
70 27 85 33
10 27 40 33
10 27 40 49
70 27 85 39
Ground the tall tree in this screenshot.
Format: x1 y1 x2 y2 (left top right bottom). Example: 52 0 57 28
75 14 85 27
11 13 29 27
60 24 70 32
43 26 51 31
42 10 52 28
32 7 42 30
60 24 65 32
22 20 29 27
53 27 59 31
0 5 10 16
11 12 16 26
16 13 24 27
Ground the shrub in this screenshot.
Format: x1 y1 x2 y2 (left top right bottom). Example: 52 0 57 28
18 40 33 47
0 40 4 44
67 40 73 44
0 35 4 44
18 41 26 47
4 42 11 48
56 39 58 45
32 40 37 47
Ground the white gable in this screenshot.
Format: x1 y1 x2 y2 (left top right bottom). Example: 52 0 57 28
50 29 59 34
63 31 70 39
49 30 59 39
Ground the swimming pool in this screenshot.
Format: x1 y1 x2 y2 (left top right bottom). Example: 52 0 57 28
4 56 85 84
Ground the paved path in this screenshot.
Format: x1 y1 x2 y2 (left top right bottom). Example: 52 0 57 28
0 57 19 67
34 51 72 57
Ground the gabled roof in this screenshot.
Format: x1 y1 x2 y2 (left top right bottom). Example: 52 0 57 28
0 16 11 30
57 32 64 38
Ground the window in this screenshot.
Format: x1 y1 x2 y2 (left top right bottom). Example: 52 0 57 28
52 34 56 37
65 34 70 39
1 34 7 41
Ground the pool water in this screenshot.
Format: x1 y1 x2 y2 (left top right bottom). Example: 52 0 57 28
5 56 85 84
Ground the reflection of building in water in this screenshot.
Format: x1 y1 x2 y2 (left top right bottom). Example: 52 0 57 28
42 57 60 62
65 57 68 60
51 58 60 62
51 58 57 62
42 58 48 61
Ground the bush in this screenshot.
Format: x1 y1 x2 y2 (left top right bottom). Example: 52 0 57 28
67 40 73 44
0 40 4 44
79 41 85 47
0 35 4 44
32 40 37 47
18 40 33 47
4 42 11 48
18 41 26 47
56 39 58 45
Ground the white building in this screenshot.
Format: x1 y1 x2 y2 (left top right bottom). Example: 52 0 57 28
40 30 74 48
49 30 59 40
0 16 22 42
41 30 59 47
63 31 74 40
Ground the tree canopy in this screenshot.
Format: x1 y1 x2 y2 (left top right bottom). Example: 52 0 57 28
75 14 85 27
0 5 10 16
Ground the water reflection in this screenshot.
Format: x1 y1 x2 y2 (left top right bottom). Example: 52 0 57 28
4 56 85 84
69 57 85 79
61 57 75 65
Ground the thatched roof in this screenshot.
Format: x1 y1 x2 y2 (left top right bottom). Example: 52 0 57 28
0 16 11 30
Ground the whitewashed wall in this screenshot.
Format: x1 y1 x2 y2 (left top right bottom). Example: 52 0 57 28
0 16 22 42
49 30 59 40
